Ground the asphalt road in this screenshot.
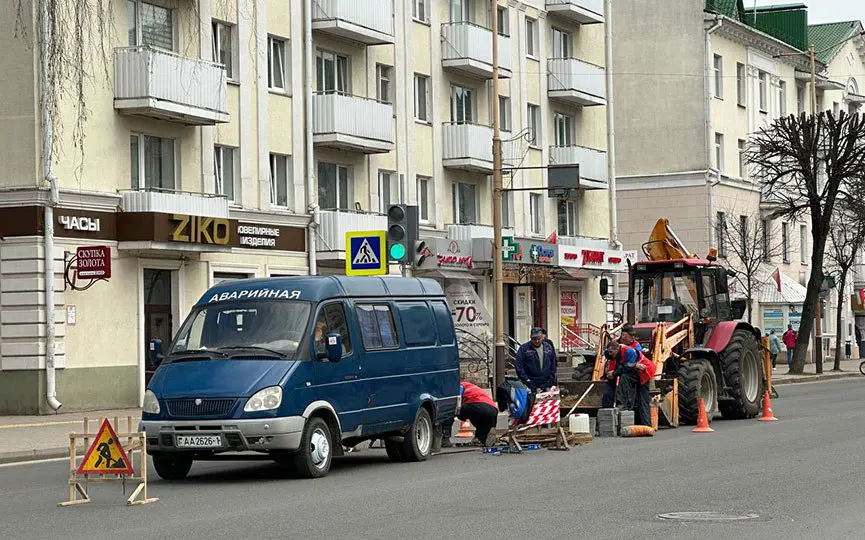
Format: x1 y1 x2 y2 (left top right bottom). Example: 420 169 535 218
1 379 863 540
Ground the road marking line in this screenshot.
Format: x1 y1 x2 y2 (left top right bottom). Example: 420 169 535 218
0 420 81 430
0 457 69 468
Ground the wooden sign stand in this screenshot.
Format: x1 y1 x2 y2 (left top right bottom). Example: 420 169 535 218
58 416 158 507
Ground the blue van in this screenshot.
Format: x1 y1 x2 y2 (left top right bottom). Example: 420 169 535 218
139 276 460 479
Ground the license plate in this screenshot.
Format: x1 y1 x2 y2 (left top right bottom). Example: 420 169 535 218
176 434 222 448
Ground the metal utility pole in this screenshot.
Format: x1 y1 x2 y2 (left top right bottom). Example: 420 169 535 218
491 0 505 388
809 46 817 115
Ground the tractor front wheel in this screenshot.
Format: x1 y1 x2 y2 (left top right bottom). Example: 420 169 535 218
677 359 717 425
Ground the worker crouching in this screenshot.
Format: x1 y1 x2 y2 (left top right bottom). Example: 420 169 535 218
441 382 500 448
604 341 656 426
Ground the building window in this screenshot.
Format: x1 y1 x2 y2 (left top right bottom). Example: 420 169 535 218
417 176 431 223
376 64 392 103
713 54 723 98
450 0 473 22
797 85 805 114
499 95 511 131
714 132 724 173
414 74 430 122
452 182 477 224
552 27 571 58
214 145 236 201
530 193 544 234
736 62 745 106
762 219 770 261
130 134 175 191
782 222 789 262
127 0 174 50
738 139 746 179
318 161 351 210
212 21 236 80
501 191 512 228
268 36 288 93
316 49 349 93
758 71 767 111
716 211 726 257
527 104 540 146
412 0 429 23
450 85 474 123
833 101 840 116
269 153 290 207
496 6 509 36
378 171 399 213
779 80 787 116
525 17 538 57
557 199 578 237
554 113 574 147
800 224 808 263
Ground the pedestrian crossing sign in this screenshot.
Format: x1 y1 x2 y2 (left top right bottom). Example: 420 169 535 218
345 231 387 276
77 419 135 475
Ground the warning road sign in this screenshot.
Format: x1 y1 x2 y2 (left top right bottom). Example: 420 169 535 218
345 231 386 276
77 419 134 475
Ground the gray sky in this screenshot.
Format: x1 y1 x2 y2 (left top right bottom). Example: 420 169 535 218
752 0 865 24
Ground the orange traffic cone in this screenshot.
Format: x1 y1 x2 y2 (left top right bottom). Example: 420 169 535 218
758 390 778 422
692 398 714 433
456 419 475 438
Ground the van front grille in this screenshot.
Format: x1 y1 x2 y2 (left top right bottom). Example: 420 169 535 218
164 398 237 418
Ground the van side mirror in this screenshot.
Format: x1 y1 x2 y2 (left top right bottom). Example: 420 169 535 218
599 277 609 297
323 332 342 362
149 338 165 369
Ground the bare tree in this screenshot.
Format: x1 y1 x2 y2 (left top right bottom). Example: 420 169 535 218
719 209 785 323
746 111 865 374
826 205 865 371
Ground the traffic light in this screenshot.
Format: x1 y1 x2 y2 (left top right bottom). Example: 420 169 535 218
387 204 408 263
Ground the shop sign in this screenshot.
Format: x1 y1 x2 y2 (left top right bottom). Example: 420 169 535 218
59 215 100 232
171 214 231 245
762 308 784 335
76 245 111 279
502 237 520 262
558 238 637 273
560 291 580 347
417 239 474 271
445 281 492 336
530 244 555 264
474 238 556 266
237 224 280 248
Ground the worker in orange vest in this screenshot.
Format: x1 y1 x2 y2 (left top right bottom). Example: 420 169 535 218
604 341 656 425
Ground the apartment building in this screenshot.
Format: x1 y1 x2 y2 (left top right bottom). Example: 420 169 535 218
0 0 621 413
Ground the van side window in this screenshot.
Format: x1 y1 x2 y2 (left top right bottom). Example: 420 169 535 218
431 301 454 345
355 304 399 350
315 303 352 356
396 301 437 347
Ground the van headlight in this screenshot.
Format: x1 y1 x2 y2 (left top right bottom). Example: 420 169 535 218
244 386 283 412
143 390 161 414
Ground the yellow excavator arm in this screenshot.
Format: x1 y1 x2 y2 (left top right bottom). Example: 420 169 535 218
644 218 697 261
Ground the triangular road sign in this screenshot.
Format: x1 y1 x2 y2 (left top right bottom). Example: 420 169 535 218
352 238 380 266
77 419 134 475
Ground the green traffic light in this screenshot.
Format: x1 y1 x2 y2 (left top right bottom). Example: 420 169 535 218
390 243 406 260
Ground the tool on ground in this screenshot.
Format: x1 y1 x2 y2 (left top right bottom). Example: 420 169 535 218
691 398 713 433
758 390 778 422
621 425 655 437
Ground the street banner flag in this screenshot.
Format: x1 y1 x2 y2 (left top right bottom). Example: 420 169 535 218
546 231 558 244
771 267 782 292
77 419 134 475
859 288 865 306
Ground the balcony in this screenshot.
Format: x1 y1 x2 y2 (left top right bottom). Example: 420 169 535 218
546 0 605 25
312 0 394 45
312 92 395 154
120 189 229 219
447 224 514 241
548 58 607 107
443 123 494 173
114 47 229 125
317 210 387 259
441 22 512 79
549 145 609 190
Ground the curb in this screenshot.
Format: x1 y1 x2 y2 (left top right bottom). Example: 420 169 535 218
774 372 861 386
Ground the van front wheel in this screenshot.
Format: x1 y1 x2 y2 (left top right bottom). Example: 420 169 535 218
152 454 192 480
400 408 433 462
293 417 333 479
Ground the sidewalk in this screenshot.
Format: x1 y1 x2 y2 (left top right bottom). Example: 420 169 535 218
0 408 140 464
771 358 862 385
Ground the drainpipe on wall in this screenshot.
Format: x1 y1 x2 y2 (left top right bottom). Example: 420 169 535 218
706 16 723 249
604 0 620 249
305 0 318 275
40 0 61 411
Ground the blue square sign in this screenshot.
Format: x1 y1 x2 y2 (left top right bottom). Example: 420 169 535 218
345 231 387 276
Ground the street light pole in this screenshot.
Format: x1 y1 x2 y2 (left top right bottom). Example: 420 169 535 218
808 45 824 373
491 0 506 388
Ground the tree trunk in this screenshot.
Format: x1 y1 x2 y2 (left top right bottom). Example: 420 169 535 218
791 230 828 374
834 268 848 371
746 275 753 323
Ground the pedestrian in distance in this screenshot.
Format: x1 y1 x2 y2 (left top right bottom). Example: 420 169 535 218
441 382 500 448
783 324 798 367
514 327 557 392
768 329 782 369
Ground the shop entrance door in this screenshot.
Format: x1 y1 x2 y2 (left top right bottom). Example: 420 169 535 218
531 284 547 331
143 269 174 386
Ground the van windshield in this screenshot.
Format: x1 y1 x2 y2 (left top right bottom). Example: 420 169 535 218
168 300 311 360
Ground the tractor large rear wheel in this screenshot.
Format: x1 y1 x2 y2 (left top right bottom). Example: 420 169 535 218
573 361 594 381
718 329 764 419
677 359 717 425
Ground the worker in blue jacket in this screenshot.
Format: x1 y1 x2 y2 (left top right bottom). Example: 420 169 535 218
514 327 557 392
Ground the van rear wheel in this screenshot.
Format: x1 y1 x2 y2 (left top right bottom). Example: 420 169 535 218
399 408 433 462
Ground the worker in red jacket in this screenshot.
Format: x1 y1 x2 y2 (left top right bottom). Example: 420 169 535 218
601 326 643 408
604 341 656 426
441 382 499 448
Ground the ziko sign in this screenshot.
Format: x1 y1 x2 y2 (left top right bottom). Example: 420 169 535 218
76 246 111 279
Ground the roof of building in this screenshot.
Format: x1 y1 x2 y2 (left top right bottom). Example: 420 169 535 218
706 0 746 21
808 21 859 63
759 270 807 305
